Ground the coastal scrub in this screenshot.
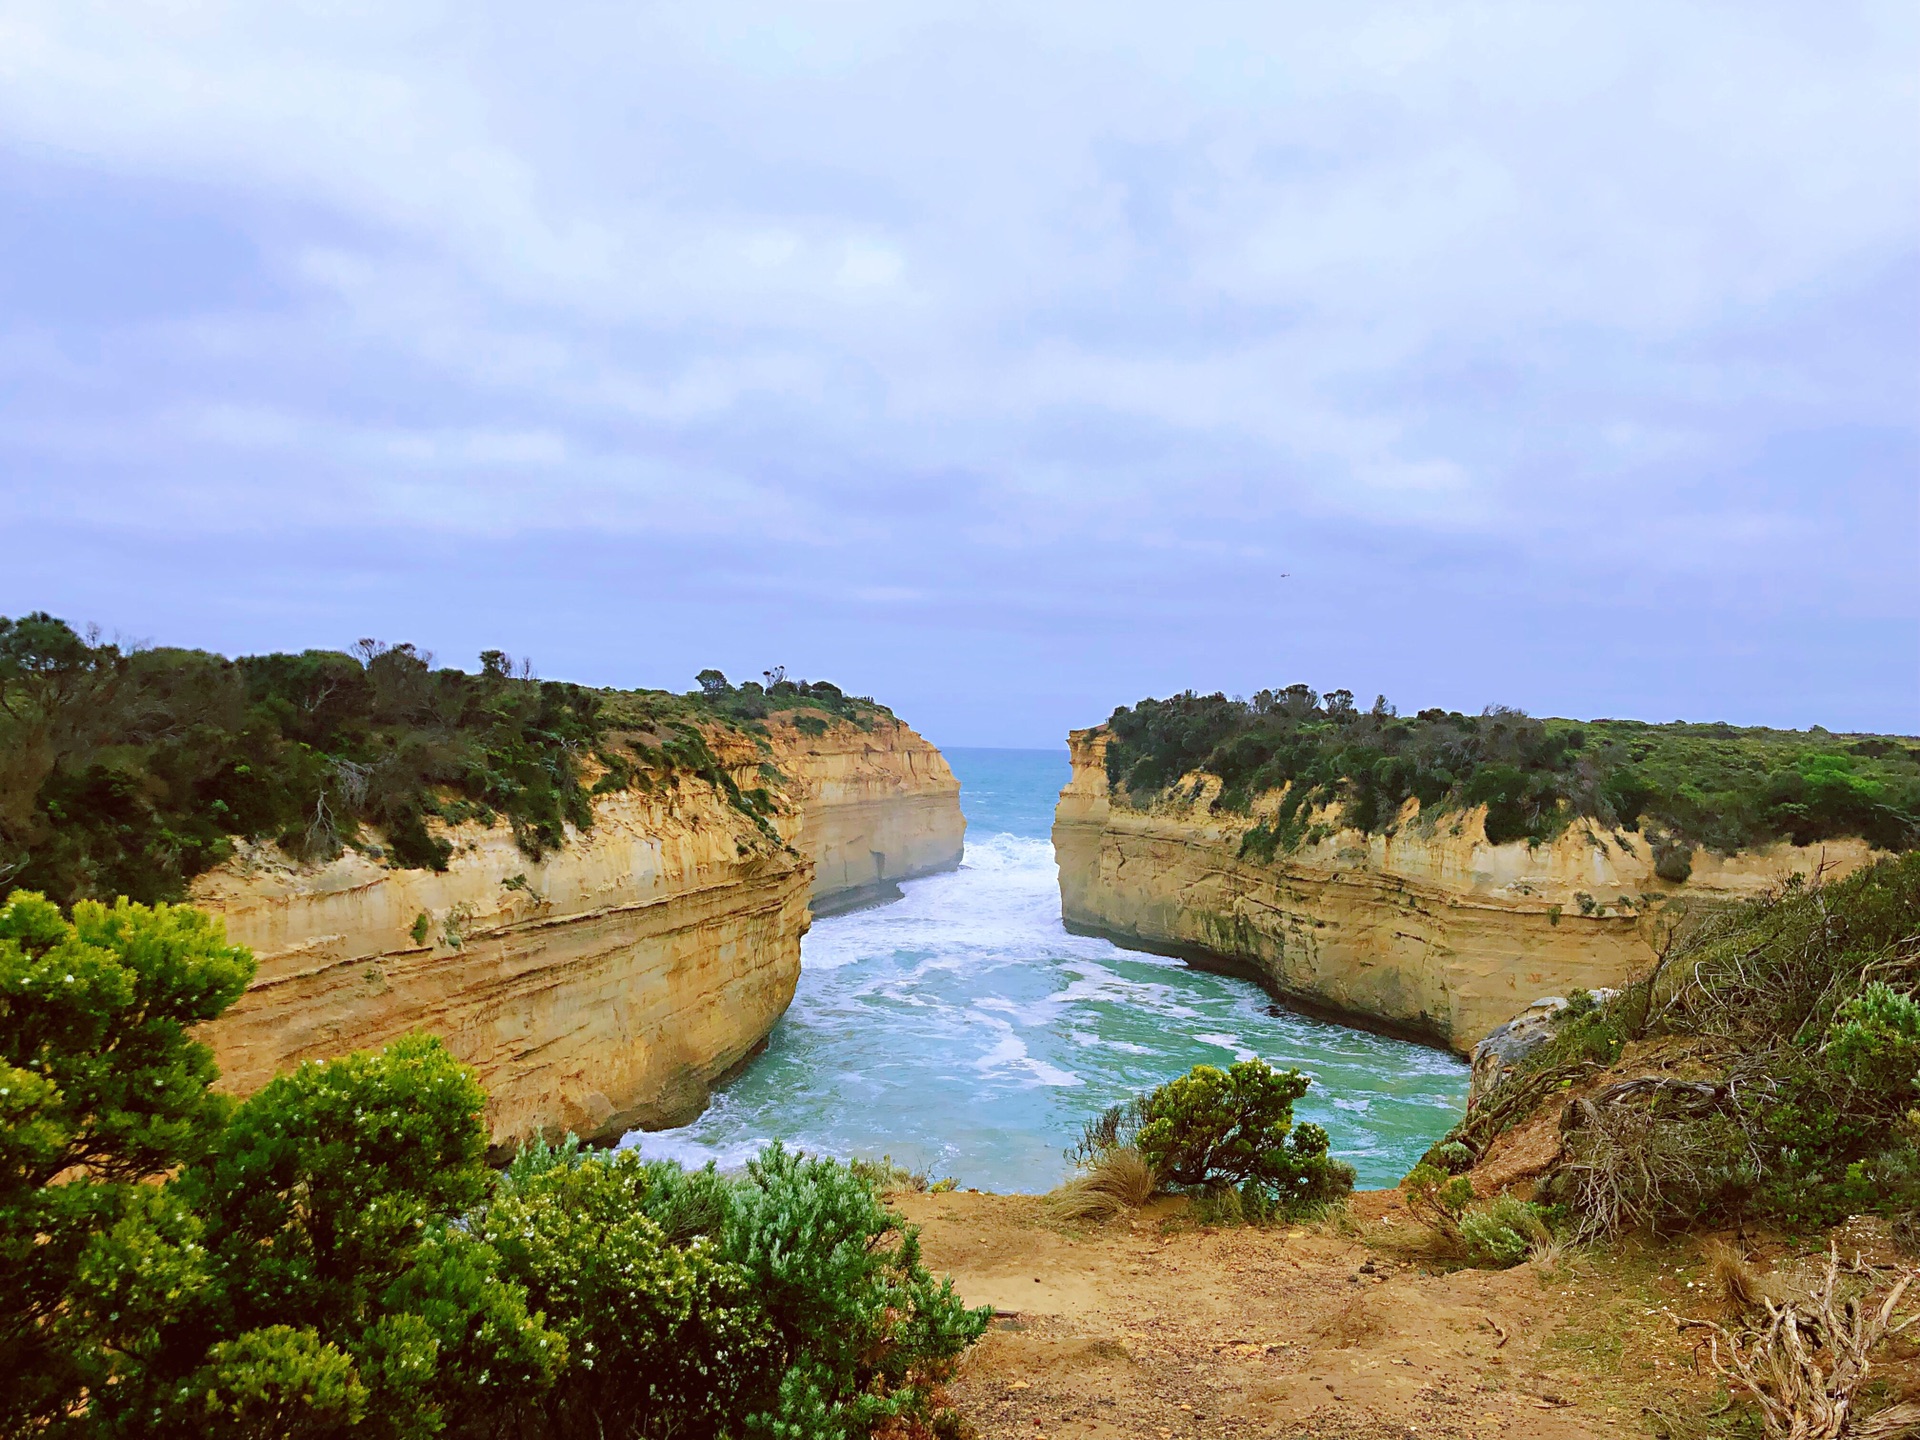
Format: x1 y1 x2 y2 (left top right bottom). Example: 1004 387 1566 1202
0 888 988 1439
1103 685 1920 856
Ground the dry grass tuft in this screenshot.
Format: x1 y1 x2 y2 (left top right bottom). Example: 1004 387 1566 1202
1700 1237 1781 1318
1048 1148 1157 1224
1527 1229 1568 1272
1318 1199 1361 1239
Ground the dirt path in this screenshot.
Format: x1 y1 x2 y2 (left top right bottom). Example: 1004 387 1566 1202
897 1190 1702 1439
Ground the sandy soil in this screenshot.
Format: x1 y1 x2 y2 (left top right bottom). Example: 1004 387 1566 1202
893 1190 1918 1440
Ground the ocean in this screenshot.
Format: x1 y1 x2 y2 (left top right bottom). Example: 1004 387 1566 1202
620 747 1468 1191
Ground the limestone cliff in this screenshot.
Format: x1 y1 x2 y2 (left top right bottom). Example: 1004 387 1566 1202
194 712 961 1150
756 713 964 913
1054 727 1883 1054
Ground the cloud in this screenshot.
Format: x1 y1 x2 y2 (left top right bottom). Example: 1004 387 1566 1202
0 0 1914 740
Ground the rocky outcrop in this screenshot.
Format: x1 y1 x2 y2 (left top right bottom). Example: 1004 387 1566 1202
1467 992 1617 1107
1054 727 1883 1055
753 714 964 913
194 712 962 1150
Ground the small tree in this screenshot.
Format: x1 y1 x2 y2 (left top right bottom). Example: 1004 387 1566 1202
1090 1060 1355 1214
0 890 254 1433
1403 1162 1476 1244
696 669 731 697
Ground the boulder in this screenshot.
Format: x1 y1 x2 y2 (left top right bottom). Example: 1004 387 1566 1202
1468 991 1618 1109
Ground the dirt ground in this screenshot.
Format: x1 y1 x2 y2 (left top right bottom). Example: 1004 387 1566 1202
894 1190 1920 1440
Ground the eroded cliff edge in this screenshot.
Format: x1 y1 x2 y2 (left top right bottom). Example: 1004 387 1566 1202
765 712 965 913
194 713 962 1150
1053 726 1882 1053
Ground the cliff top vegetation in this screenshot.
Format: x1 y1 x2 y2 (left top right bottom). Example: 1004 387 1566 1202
675 666 896 735
1428 851 1920 1243
0 612 886 908
1101 686 1920 860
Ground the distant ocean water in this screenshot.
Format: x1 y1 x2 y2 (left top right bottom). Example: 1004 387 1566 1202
621 747 1468 1192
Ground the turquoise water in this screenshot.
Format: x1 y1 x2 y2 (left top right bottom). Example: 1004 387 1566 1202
622 748 1467 1191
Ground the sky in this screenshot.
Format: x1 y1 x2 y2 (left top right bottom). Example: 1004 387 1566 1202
1 2 1915 747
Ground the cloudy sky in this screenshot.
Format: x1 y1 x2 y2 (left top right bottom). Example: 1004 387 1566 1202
1 2 1914 745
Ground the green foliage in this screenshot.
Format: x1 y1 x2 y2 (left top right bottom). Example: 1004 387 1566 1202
1457 1196 1551 1267
182 1326 369 1439
723 1143 989 1437
132 1034 561 1439
0 617 617 905
678 670 894 733
1078 1060 1354 1217
1403 1163 1477 1244
1102 687 1920 856
0 890 255 1434
483 1138 990 1439
0 616 829 908
1823 982 1920 1097
2 891 986 1438
1653 837 1694 883
477 1145 764 1439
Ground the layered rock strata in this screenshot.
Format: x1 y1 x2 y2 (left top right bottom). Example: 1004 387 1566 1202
1054 727 1881 1055
755 714 965 913
195 714 962 1149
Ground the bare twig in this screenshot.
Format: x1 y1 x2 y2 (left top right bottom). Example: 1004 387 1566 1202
1680 1244 1920 1438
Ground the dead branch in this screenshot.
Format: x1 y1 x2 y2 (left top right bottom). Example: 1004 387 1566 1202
1848 1402 1920 1438
1679 1243 1920 1438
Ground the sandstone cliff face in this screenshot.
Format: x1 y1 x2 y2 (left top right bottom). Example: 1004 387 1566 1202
1054 727 1882 1054
752 714 965 913
194 713 961 1150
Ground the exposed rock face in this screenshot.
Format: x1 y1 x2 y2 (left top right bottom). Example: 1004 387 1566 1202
1054 727 1882 1055
1467 992 1617 1108
194 713 961 1150
754 714 965 913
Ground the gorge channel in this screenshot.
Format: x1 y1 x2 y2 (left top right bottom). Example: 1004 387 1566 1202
624 748 1470 1191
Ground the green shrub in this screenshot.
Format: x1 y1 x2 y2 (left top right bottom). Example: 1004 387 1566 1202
721 1143 989 1438
477 1145 766 1439
3 889 989 1440
167 1034 560 1438
1403 1162 1476 1244
1652 838 1694 883
183 1325 369 1439
1076 1060 1354 1217
1823 983 1920 1098
1458 1196 1551 1267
